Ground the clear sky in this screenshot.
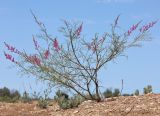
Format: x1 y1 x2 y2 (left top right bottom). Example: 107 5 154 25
0 0 160 96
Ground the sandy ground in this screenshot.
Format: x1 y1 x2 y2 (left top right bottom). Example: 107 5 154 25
1 93 160 116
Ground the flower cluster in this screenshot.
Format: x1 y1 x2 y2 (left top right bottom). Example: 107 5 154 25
26 54 41 66
139 20 158 33
4 42 21 55
127 21 141 36
53 38 60 52
76 23 83 37
44 50 50 59
4 52 17 63
85 37 105 52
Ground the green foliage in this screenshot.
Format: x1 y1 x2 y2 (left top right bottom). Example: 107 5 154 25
37 89 51 109
122 93 132 96
70 94 85 108
103 88 120 98
134 89 140 96
113 89 120 97
37 96 49 109
0 87 21 103
21 91 32 103
54 90 84 109
103 89 112 98
143 85 152 94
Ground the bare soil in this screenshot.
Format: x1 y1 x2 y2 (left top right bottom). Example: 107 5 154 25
1 93 160 116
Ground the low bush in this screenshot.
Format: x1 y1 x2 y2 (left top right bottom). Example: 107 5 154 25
0 87 21 103
134 89 140 96
103 88 120 98
113 89 120 97
54 90 85 109
103 89 112 98
21 91 32 103
143 85 152 94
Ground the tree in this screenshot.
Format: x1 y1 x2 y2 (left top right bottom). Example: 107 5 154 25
4 13 157 102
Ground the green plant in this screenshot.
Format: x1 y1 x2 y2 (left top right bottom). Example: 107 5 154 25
54 90 85 109
54 90 70 109
4 13 157 102
0 87 10 97
0 87 21 103
113 88 120 97
143 85 152 94
122 93 131 96
70 94 85 108
36 88 51 109
21 91 32 103
103 89 113 98
134 89 139 96
38 96 49 109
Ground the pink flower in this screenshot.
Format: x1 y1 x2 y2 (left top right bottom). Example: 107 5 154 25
127 21 141 36
4 42 21 55
27 55 41 66
44 50 50 59
4 52 17 63
76 23 83 37
139 20 158 33
53 38 60 52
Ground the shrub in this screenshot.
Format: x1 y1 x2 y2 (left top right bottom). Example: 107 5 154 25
122 93 131 96
0 87 21 103
4 13 157 102
0 87 10 97
143 85 152 94
134 89 139 96
38 89 51 109
70 94 85 108
37 96 49 109
54 90 85 109
113 88 120 97
21 91 32 103
103 89 112 98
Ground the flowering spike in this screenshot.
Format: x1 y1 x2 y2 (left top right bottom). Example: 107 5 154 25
76 23 83 37
53 38 60 52
4 52 17 63
26 54 41 66
33 36 39 50
139 20 158 33
44 50 50 59
127 21 141 36
4 42 22 55
4 42 10 50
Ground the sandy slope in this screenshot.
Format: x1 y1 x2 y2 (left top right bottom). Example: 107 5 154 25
0 94 160 116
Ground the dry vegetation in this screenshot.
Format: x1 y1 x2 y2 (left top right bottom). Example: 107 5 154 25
1 93 160 116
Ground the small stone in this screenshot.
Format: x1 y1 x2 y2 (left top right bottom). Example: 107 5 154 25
73 110 79 113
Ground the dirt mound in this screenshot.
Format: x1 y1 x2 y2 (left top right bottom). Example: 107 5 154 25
1 94 160 116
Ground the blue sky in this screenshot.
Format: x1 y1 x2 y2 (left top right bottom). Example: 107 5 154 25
0 0 160 96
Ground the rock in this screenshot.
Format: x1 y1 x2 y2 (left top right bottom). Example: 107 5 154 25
73 110 79 114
